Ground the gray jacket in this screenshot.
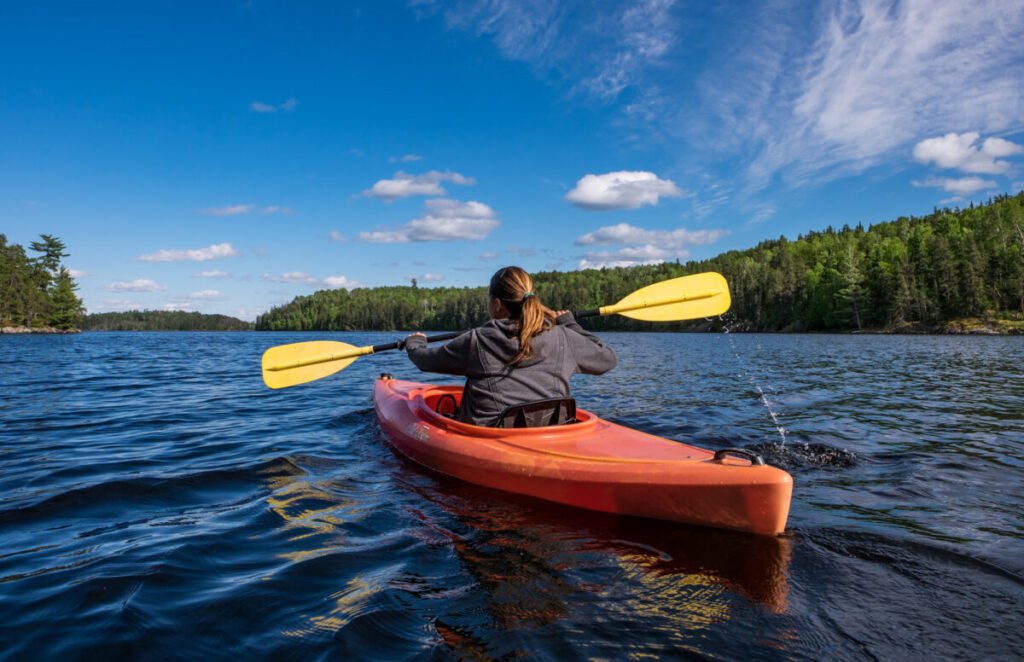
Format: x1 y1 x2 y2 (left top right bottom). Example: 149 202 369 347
405 313 617 426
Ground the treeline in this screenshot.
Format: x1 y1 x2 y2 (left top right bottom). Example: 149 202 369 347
0 234 85 330
256 193 1024 333
82 310 254 331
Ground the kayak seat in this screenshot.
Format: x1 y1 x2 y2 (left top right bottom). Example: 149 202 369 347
495 398 577 429
435 393 460 418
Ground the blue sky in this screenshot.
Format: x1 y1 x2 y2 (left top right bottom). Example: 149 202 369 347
2 0 1022 321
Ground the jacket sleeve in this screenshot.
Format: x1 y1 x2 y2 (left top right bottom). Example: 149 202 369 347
405 331 475 376
556 312 618 375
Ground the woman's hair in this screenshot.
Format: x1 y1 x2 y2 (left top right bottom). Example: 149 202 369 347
489 266 554 364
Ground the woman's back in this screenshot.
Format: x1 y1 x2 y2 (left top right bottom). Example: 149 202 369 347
405 313 616 426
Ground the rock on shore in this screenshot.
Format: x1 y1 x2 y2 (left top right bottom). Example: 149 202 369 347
0 326 80 334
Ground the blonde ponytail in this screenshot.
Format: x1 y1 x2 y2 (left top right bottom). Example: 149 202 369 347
488 266 554 364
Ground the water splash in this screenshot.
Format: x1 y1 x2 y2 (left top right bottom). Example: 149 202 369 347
720 314 789 446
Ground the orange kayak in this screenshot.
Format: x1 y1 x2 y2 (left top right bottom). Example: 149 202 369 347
373 377 793 535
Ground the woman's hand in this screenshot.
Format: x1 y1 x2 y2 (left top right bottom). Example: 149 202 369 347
401 332 426 350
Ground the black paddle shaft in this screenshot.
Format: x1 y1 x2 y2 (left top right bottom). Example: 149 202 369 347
372 309 601 354
371 331 462 354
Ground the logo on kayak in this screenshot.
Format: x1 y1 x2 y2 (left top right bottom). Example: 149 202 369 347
408 422 431 443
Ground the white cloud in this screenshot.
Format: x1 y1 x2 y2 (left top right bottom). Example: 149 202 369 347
163 303 198 312
202 204 293 216
261 272 320 285
250 97 298 113
406 273 445 283
188 289 222 300
363 170 476 201
913 132 1023 174
746 203 777 226
67 268 90 278
358 199 499 242
579 245 676 270
574 222 728 269
389 154 424 163
912 176 997 196
329 230 346 241
202 204 254 216
438 1 677 103
194 270 230 279
478 251 499 261
565 171 682 210
262 273 361 290
234 307 264 322
137 243 239 262
737 0 1024 188
575 223 727 246
105 279 162 292
323 275 360 289
97 299 138 312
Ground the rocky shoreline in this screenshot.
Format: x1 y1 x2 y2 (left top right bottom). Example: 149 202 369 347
1 326 80 334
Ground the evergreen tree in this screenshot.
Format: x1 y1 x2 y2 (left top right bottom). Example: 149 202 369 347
49 268 86 329
1 233 83 329
29 234 69 287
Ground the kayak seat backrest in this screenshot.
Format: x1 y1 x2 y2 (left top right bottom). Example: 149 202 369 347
435 393 459 418
495 398 577 428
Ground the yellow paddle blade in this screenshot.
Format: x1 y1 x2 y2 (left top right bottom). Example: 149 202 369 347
600 272 731 322
261 340 372 389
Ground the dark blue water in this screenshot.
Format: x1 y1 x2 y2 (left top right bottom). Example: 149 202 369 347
1 331 1022 660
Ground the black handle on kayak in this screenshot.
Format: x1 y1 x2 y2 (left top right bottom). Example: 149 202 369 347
573 308 600 320
372 331 463 354
713 448 766 466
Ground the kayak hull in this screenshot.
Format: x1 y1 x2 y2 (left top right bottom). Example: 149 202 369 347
373 378 793 535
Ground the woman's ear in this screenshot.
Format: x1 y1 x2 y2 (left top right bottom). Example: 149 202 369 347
489 297 509 319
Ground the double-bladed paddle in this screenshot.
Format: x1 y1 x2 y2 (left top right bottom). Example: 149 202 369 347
261 271 730 389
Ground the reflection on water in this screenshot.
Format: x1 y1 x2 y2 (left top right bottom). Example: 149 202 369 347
0 331 1021 659
390 458 794 658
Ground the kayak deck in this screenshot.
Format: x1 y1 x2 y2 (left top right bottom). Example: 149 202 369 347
373 378 793 535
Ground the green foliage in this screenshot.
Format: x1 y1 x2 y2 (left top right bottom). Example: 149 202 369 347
49 268 86 329
81 310 254 331
257 193 1024 332
0 233 84 329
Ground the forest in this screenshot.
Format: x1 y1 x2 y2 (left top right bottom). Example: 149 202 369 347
256 193 1024 333
81 311 254 331
0 234 85 330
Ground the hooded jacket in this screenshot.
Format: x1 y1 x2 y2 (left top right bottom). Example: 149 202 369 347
404 313 617 427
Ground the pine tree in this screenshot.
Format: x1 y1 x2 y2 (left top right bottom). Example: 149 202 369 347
49 268 85 329
29 234 69 288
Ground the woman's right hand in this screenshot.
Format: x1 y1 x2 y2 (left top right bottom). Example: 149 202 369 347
402 332 426 350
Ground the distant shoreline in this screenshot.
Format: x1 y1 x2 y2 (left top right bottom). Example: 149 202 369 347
1 326 80 334
5 318 1021 336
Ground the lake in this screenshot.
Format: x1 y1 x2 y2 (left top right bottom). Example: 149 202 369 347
1 331 1022 659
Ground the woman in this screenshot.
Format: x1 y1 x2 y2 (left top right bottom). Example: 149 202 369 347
404 266 617 427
